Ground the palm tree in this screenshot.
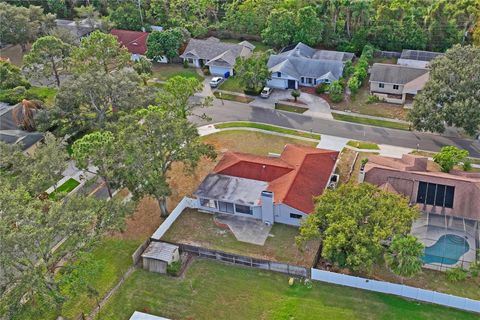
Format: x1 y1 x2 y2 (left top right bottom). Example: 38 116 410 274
385 235 424 283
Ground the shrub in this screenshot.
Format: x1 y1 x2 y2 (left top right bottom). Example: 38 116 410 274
183 59 189 68
469 262 480 277
343 60 354 78
0 60 30 90
347 76 361 95
329 80 344 103
291 89 301 102
315 83 328 94
167 260 182 276
202 67 210 76
462 160 472 171
367 94 380 104
446 267 468 282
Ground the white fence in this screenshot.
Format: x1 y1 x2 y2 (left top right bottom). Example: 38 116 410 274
150 197 198 240
311 268 480 314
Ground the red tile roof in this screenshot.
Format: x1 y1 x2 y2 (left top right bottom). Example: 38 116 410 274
213 144 339 213
110 29 148 55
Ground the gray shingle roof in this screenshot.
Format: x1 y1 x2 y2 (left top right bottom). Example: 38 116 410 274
267 55 344 80
400 49 443 62
0 103 44 151
141 242 178 263
370 63 429 84
280 43 355 62
180 39 254 67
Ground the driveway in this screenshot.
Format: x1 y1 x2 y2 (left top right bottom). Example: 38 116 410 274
250 89 333 119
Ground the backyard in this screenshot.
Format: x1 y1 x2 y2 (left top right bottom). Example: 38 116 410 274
162 209 320 267
151 63 204 81
97 259 478 320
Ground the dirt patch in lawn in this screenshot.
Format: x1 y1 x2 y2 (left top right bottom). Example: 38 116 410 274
335 148 358 185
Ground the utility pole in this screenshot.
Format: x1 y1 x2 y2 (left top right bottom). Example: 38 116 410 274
137 0 144 30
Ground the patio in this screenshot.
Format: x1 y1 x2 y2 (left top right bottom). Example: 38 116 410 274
215 213 272 245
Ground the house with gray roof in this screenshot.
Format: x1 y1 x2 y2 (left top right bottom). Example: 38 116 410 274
369 63 429 104
397 49 443 68
179 37 255 76
266 43 354 90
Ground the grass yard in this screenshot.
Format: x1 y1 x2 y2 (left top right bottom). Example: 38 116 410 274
151 63 204 81
275 103 308 114
351 152 379 184
218 76 245 93
334 148 358 185
347 140 380 150
213 91 254 103
332 112 411 131
214 122 321 140
162 209 319 267
49 178 80 200
28 86 57 106
331 86 409 120
97 259 478 320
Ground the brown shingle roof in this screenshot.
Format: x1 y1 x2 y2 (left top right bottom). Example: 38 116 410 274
370 63 429 84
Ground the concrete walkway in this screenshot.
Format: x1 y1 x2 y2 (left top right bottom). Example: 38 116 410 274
215 213 272 245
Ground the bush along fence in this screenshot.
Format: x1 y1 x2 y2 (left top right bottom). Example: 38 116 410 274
311 268 480 314
347 45 375 95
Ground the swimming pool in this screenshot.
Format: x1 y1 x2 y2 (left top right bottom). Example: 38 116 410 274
422 234 470 265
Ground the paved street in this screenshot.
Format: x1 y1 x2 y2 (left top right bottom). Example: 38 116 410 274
191 98 480 157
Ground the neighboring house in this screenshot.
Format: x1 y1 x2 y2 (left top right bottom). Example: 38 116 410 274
195 144 339 226
397 49 443 68
266 43 354 90
55 19 95 42
179 37 255 76
110 29 150 62
130 311 171 320
369 64 429 104
0 102 43 154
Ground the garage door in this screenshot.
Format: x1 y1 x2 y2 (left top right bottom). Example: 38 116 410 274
267 78 287 89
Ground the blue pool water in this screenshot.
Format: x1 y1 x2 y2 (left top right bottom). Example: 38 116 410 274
423 234 470 265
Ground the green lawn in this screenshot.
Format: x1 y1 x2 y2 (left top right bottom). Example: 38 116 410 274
275 103 308 114
218 76 245 93
347 140 380 150
27 86 57 106
162 209 319 267
97 259 478 320
332 113 411 131
49 178 80 200
151 63 204 81
213 91 254 103
214 122 321 140
0 86 57 106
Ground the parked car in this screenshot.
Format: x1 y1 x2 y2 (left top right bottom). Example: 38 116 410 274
209 77 223 88
260 87 273 98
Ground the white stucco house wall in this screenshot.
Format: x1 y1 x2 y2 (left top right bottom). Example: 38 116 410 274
180 37 255 76
194 144 339 226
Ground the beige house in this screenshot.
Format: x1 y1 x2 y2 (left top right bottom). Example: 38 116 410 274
369 64 429 104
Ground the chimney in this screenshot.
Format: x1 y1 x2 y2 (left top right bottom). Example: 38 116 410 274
261 191 274 225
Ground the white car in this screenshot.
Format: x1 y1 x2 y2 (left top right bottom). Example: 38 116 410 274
209 77 224 88
260 87 273 98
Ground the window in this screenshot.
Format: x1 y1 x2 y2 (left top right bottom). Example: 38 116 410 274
416 181 455 208
200 198 216 209
277 72 282 77
187 58 193 64
218 201 234 213
235 204 252 215
379 83 385 88
306 78 313 84
393 84 399 90
290 213 303 219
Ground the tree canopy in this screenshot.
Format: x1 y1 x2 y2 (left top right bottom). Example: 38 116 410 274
0 60 30 90
385 235 424 282
433 146 470 173
146 28 189 61
297 183 419 271
235 52 271 92
109 2 144 31
409 45 480 136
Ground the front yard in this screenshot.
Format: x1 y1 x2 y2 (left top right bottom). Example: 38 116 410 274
151 63 204 81
97 259 478 320
218 76 245 93
162 209 319 267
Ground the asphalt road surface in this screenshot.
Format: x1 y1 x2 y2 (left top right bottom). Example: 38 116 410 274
191 99 480 157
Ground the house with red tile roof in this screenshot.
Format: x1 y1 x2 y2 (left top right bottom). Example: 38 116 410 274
195 144 339 226
110 29 150 61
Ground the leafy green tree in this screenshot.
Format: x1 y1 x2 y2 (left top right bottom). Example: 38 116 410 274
157 75 211 119
409 45 480 136
0 3 55 51
294 6 323 46
291 89 301 102
0 60 30 90
262 8 296 48
433 146 469 173
113 106 216 216
146 28 189 61
329 80 344 103
347 75 361 95
72 131 118 198
74 5 110 31
133 56 153 85
23 36 71 87
109 2 144 31
235 52 271 93
70 30 131 75
385 235 424 283
223 0 277 35
296 183 419 271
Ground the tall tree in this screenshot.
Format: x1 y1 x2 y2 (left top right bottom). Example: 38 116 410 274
296 183 419 271
262 8 296 48
109 2 144 31
72 131 118 198
0 60 30 90
294 6 324 46
408 45 480 136
113 106 216 216
385 235 424 283
0 3 55 52
146 28 189 61
23 36 71 87
235 52 271 93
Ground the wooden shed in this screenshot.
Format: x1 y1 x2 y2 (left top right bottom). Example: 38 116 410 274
141 241 180 274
